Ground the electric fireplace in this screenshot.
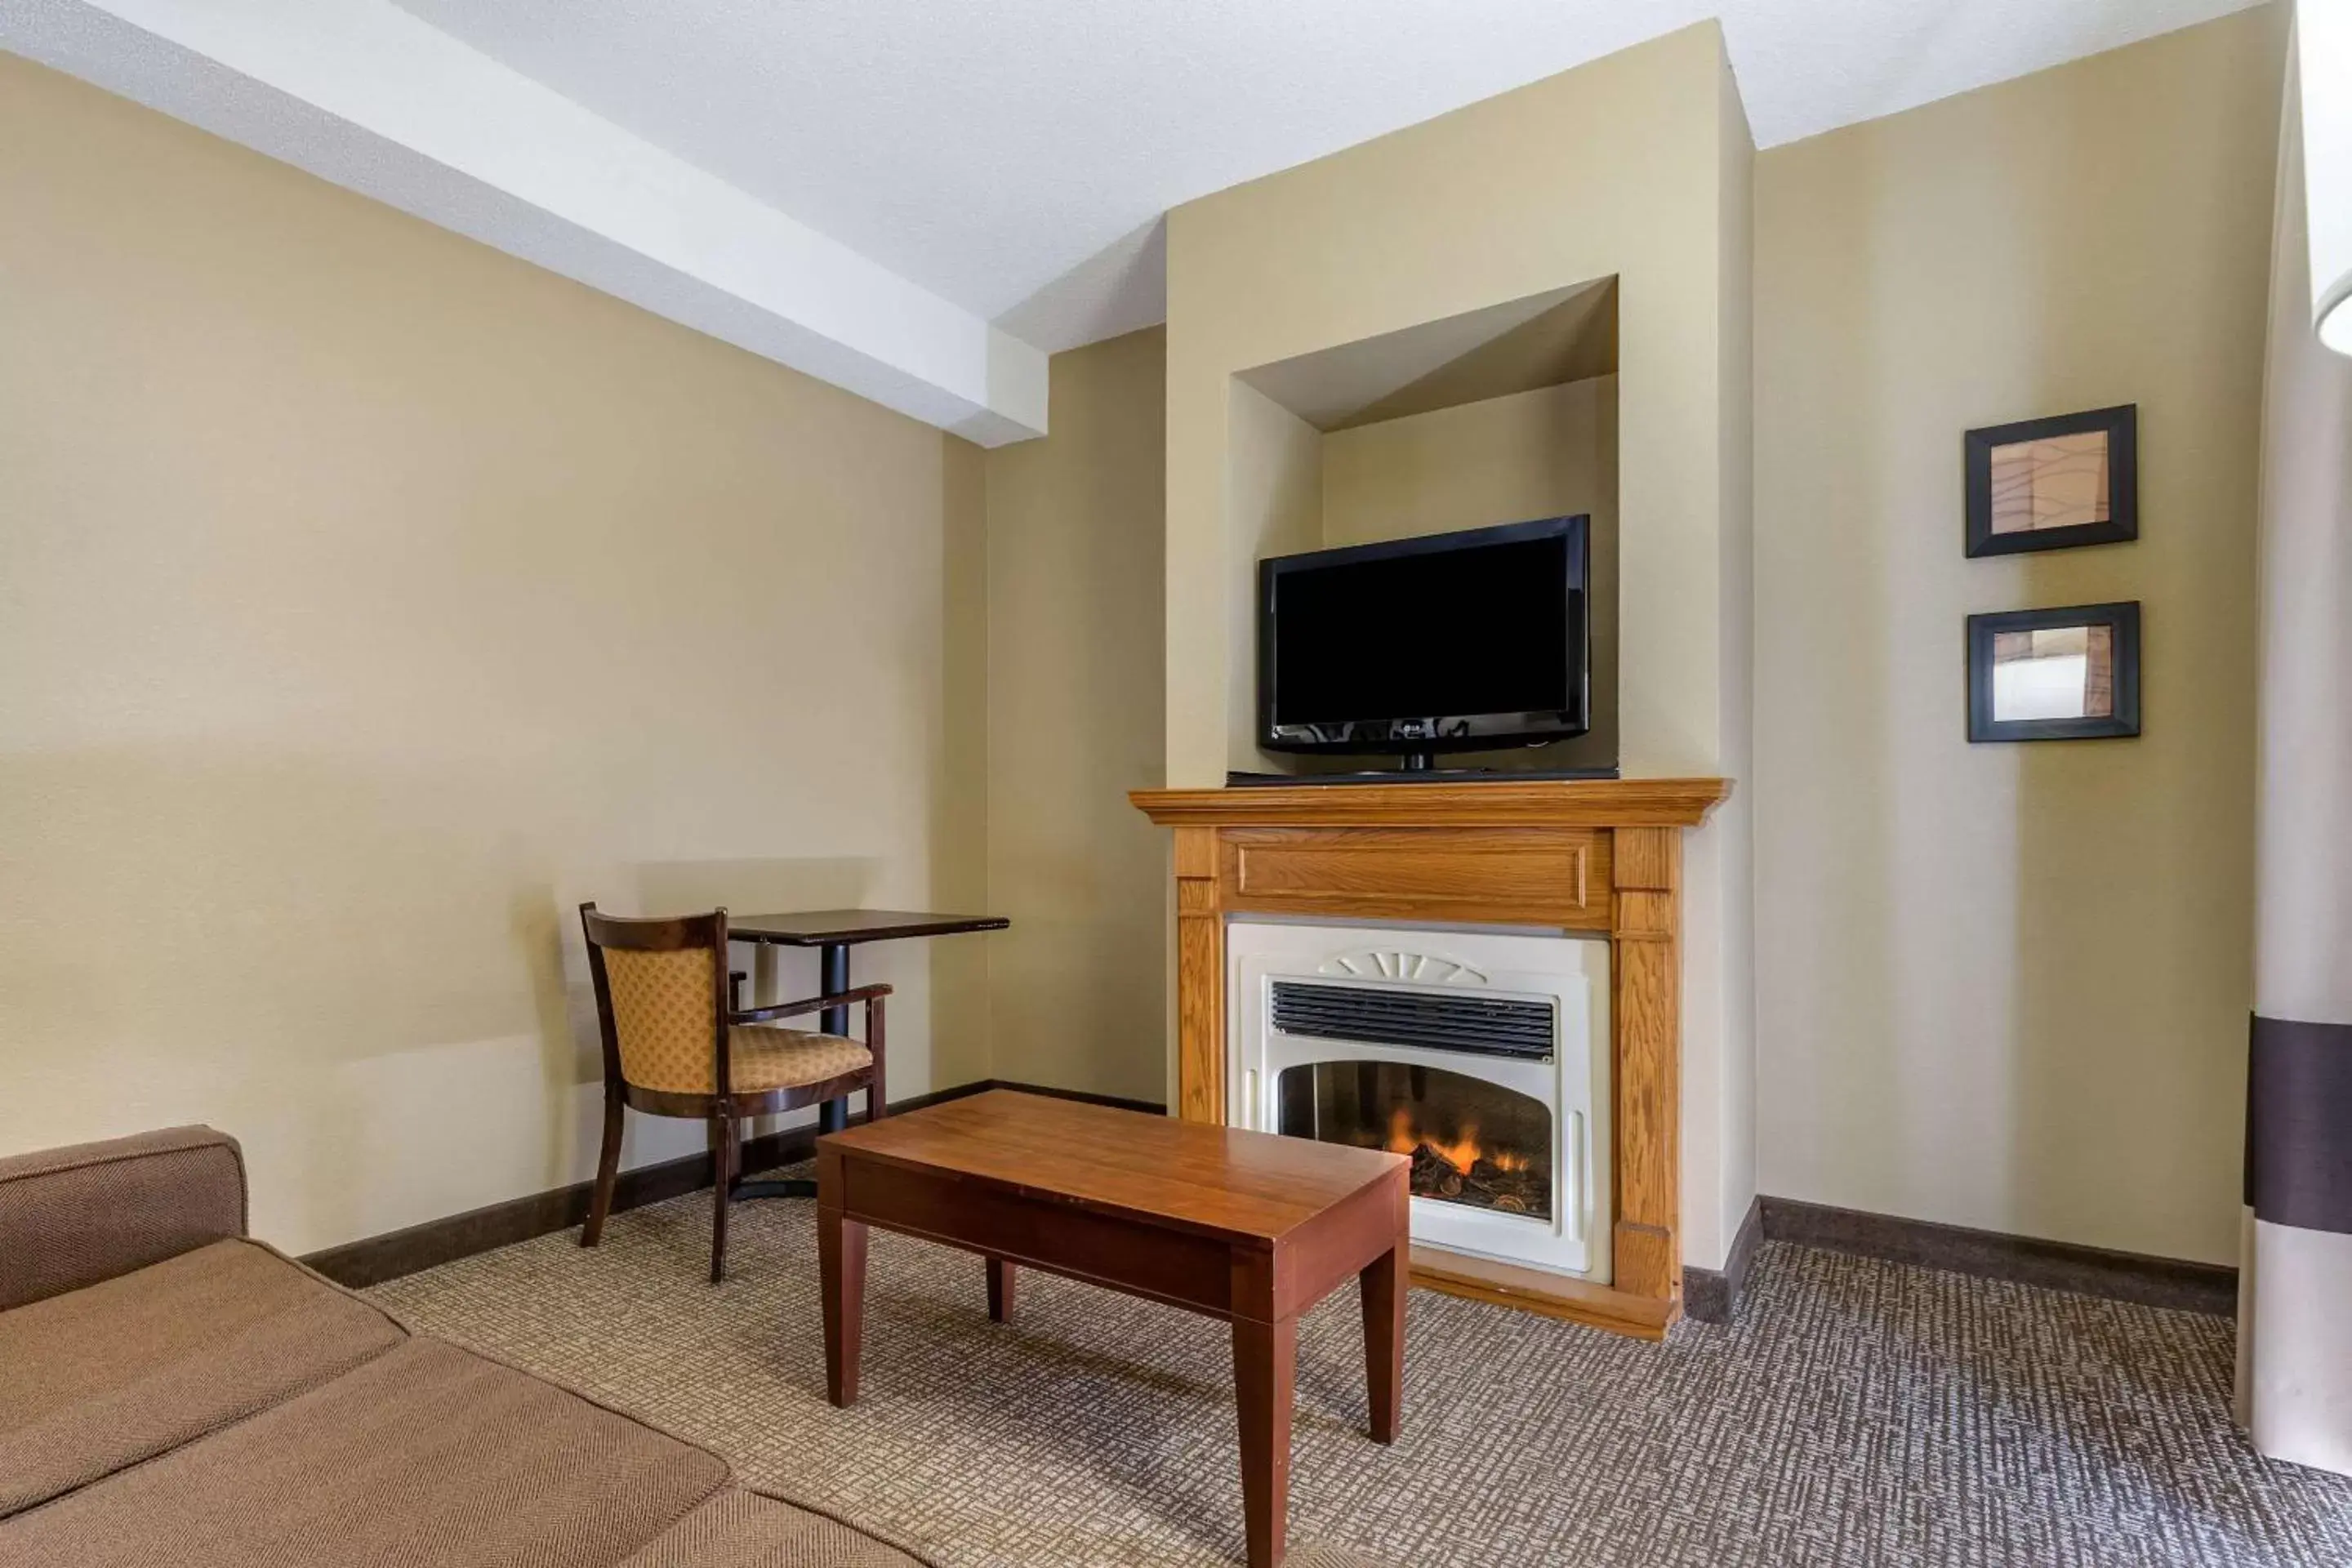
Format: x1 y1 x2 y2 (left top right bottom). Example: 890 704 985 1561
1229 920 1611 1281
1278 1061 1553 1220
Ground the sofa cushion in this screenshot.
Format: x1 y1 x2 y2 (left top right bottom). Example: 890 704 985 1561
0 1237 405 1517
617 1489 929 1568
0 1337 729 1566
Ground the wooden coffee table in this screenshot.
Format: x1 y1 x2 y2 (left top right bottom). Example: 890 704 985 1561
816 1089 1410 1568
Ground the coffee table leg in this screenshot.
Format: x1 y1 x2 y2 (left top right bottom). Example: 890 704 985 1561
1232 1315 1295 1568
820 1206 867 1407
987 1256 1016 1323
1360 1241 1405 1444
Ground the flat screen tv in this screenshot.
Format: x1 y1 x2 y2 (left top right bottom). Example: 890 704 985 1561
1258 515 1590 770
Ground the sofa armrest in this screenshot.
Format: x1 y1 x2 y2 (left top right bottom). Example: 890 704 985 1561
0 1125 247 1311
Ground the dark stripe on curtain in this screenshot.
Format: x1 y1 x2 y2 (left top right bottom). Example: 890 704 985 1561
2249 1013 2352 1235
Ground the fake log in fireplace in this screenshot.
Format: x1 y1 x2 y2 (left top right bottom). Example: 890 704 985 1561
1276 1061 1552 1223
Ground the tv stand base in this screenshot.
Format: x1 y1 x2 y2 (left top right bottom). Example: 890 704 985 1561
1226 764 1623 788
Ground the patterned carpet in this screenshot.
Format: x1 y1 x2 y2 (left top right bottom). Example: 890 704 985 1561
369 1183 2352 1567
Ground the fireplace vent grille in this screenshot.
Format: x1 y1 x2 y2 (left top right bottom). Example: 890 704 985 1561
1270 981 1555 1061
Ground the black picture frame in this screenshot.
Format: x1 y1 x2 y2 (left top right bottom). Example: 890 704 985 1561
1967 602 2141 742
1964 403 2137 558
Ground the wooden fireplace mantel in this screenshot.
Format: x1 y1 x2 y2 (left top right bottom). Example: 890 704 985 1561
1129 777 1731 1339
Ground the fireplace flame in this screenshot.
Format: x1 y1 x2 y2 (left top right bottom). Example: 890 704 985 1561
1383 1107 1415 1156
1370 1098 1547 1219
1383 1106 1488 1173
1428 1128 1483 1173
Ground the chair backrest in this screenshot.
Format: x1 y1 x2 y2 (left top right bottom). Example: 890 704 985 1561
579 904 731 1098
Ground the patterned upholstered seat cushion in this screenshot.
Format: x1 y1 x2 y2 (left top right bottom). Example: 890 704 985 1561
599 947 871 1095
727 1027 871 1093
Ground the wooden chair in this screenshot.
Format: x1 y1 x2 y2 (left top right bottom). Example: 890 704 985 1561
577 902 888 1282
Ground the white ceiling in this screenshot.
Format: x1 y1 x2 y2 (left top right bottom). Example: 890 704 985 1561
390 0 2261 352
7 0 2266 442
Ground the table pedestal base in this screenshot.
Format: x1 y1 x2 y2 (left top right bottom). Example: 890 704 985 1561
732 938 858 1202
733 1177 817 1201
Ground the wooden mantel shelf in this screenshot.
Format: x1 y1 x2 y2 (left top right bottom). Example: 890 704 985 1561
1129 775 1732 1341
1130 777 1730 829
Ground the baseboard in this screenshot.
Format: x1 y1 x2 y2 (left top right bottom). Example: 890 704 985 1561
302 1079 1165 1290
994 1080 1168 1116
1758 1196 2238 1316
1681 1195 1764 1325
308 1102 2232 1325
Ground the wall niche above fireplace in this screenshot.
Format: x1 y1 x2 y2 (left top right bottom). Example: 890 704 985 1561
1226 276 1622 779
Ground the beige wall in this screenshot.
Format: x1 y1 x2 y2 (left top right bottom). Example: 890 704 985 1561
1752 3 2283 1263
980 328 1169 1104
1320 376 1621 773
0 55 990 1255
1224 380 1326 773
6 1 2273 1279
1165 22 1757 1266
1168 24 1749 787
1707 55 1760 1263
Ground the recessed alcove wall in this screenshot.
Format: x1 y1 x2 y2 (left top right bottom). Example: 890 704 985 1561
1224 278 1621 776
1320 376 1619 774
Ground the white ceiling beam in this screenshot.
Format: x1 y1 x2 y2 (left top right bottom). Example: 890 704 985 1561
1 0 1049 445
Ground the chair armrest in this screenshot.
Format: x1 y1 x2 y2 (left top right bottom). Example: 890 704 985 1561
0 1126 247 1311
732 983 892 1027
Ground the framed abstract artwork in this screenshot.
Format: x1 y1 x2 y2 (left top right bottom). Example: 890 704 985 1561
1964 404 2137 557
1967 602 2141 742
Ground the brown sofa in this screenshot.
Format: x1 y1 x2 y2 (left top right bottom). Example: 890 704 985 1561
0 1126 927 1567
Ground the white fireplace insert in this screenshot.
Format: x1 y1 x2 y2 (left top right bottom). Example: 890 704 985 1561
1227 918 1612 1282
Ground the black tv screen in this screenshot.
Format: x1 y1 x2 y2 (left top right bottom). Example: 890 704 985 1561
1259 516 1589 760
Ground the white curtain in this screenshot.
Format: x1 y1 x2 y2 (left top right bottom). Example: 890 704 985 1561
2235 15 2352 1479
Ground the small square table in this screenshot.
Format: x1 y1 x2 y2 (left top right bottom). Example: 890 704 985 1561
726 908 1005 1197
728 907 1008 1066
